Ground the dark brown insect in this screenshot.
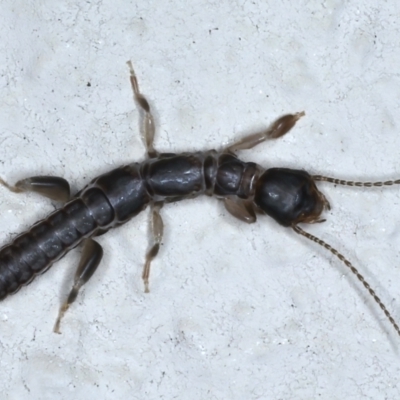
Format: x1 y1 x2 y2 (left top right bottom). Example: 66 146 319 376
0 62 399 337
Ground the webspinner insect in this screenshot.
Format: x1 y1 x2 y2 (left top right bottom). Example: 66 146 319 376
0 62 399 337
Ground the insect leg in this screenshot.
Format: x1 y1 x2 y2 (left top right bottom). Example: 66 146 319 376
225 112 305 152
223 198 257 223
0 176 70 202
142 202 164 293
53 238 103 334
127 61 157 158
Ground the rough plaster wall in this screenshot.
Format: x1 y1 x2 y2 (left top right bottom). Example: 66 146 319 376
1 0 400 399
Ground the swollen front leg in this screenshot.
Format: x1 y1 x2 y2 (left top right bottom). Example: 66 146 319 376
142 202 164 293
225 112 305 152
223 197 257 223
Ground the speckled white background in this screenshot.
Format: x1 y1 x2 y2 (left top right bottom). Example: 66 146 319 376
1 1 400 399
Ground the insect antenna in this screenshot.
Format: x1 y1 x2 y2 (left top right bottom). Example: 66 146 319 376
313 175 400 187
292 224 400 337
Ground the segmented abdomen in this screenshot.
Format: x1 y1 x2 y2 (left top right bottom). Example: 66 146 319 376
0 198 99 299
0 164 149 299
0 153 257 300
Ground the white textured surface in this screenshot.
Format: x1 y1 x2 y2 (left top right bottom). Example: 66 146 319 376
1 1 400 399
